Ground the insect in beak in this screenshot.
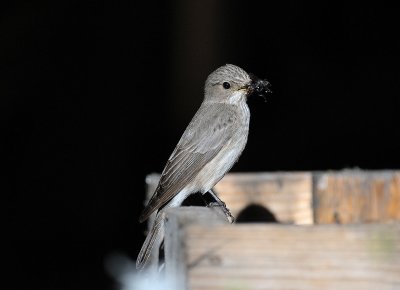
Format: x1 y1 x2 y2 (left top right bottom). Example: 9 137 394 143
246 73 271 101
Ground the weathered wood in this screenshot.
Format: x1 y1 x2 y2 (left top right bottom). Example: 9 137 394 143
214 172 313 224
147 171 400 226
164 207 228 289
178 219 400 290
314 170 400 224
144 171 400 289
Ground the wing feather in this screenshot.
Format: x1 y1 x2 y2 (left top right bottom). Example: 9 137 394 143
139 103 238 222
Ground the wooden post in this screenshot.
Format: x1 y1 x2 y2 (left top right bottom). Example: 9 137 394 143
163 207 228 289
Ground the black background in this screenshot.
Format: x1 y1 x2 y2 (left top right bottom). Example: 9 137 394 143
2 1 399 289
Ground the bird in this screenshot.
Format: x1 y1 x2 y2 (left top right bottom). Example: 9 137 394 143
136 64 270 270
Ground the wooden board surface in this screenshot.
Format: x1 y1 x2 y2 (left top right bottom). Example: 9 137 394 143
215 172 313 224
314 170 400 224
164 207 229 289
146 170 400 227
183 222 400 290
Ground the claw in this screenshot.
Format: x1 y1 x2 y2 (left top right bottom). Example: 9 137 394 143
208 202 235 223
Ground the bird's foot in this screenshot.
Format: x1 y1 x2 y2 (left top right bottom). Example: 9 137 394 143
208 202 235 223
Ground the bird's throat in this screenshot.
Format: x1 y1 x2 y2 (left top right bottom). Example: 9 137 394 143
228 90 247 104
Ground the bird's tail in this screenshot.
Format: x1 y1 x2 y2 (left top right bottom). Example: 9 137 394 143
136 212 164 270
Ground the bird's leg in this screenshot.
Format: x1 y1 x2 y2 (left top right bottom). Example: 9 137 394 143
206 189 235 223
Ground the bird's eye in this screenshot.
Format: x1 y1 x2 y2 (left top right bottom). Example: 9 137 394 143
222 82 231 89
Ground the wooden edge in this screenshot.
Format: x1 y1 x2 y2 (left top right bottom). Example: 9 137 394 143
163 206 229 289
184 223 400 290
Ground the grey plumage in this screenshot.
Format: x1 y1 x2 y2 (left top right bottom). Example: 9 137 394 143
136 64 269 270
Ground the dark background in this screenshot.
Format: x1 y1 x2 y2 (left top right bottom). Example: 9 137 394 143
2 1 399 289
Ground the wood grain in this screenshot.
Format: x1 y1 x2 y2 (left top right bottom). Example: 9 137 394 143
164 207 229 289
214 172 313 224
145 171 400 288
182 222 400 290
314 170 400 224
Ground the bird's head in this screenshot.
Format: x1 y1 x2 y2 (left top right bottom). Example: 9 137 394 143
204 64 270 104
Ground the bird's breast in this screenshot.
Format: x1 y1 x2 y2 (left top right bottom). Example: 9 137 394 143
195 102 250 192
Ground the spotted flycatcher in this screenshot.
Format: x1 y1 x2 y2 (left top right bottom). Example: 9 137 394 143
136 64 270 269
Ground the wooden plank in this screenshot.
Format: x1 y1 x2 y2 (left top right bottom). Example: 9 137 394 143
215 172 313 224
314 170 400 224
182 222 400 290
164 207 228 289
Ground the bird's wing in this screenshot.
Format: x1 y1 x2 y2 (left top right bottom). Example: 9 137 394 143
139 103 238 222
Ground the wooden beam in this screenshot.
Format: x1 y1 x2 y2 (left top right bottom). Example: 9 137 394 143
314 170 400 224
163 210 399 290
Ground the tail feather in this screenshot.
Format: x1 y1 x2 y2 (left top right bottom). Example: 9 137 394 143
136 213 164 270
139 202 156 223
